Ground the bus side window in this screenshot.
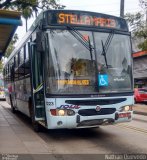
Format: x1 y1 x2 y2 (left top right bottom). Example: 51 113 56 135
25 42 29 60
10 64 15 82
8 64 10 77
15 54 18 68
18 52 20 66
19 47 24 65
7 65 9 77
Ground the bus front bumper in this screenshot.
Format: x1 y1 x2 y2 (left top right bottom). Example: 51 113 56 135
46 111 133 129
76 111 132 128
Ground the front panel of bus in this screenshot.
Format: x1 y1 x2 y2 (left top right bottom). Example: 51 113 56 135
42 10 134 129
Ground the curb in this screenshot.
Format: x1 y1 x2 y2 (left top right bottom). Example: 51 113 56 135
133 111 147 116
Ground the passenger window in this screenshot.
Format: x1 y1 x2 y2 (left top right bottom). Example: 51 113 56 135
19 48 24 65
25 43 29 60
15 54 18 68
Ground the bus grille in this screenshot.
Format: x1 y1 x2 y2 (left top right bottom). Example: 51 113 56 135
65 98 126 105
78 108 116 116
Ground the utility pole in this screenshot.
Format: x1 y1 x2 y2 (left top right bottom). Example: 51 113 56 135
146 10 147 28
120 0 125 18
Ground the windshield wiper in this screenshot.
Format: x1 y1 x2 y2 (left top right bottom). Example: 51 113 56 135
101 31 114 68
101 40 108 68
67 26 94 60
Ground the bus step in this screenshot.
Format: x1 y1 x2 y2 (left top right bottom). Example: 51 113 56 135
35 117 45 121
38 121 46 127
36 105 44 108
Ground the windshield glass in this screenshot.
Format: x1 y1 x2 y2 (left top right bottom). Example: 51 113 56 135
46 29 132 95
94 32 132 93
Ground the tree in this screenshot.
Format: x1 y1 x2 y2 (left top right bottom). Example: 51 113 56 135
0 0 65 31
22 6 33 31
0 61 3 73
125 0 147 50
0 0 65 11
5 33 18 58
0 33 18 73
139 0 147 11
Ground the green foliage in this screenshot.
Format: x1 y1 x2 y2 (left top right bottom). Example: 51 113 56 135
0 0 65 31
138 39 147 50
139 0 147 9
0 0 65 13
5 34 18 58
125 0 147 51
0 34 18 72
0 0 65 71
0 61 3 73
125 12 145 33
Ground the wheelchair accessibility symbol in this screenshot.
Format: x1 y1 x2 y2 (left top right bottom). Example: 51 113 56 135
98 74 108 86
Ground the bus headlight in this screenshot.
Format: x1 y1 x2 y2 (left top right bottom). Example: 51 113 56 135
67 109 75 116
50 109 75 116
119 105 132 112
58 110 65 116
124 106 130 111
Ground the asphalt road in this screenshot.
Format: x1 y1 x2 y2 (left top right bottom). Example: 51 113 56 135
0 101 147 160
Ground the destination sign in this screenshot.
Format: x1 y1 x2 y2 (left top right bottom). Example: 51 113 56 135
57 80 90 86
47 10 128 31
58 13 116 28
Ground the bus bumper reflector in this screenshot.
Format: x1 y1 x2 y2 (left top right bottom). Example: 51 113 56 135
118 112 131 119
115 112 131 120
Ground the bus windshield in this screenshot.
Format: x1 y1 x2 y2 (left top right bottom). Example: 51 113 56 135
46 29 132 95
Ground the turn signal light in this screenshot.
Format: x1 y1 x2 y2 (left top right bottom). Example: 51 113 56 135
50 109 56 116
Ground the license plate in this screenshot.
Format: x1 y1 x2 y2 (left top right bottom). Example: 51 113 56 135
118 112 131 119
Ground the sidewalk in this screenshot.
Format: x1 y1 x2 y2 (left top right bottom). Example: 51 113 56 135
133 103 147 116
0 101 50 155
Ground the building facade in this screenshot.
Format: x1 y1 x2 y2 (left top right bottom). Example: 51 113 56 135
133 51 147 88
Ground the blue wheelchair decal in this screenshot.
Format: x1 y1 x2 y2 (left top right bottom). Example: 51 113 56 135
98 74 108 86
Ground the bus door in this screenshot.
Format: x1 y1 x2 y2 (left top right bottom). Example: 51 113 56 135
30 42 46 122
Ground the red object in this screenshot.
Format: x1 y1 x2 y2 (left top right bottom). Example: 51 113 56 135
50 109 57 116
133 51 147 58
8 85 12 93
118 112 131 119
134 88 147 103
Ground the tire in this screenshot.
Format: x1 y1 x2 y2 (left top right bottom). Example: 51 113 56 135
10 95 16 113
32 121 41 132
29 99 41 132
134 98 137 104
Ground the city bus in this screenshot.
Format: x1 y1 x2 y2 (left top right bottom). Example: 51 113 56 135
3 10 134 131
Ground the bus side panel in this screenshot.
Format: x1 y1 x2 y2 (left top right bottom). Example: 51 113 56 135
15 77 31 117
4 81 11 105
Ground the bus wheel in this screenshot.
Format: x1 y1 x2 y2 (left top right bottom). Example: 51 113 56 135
10 95 16 113
134 98 137 104
32 120 40 132
29 100 41 132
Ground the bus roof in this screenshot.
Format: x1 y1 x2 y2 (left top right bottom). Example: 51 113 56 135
0 9 22 59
